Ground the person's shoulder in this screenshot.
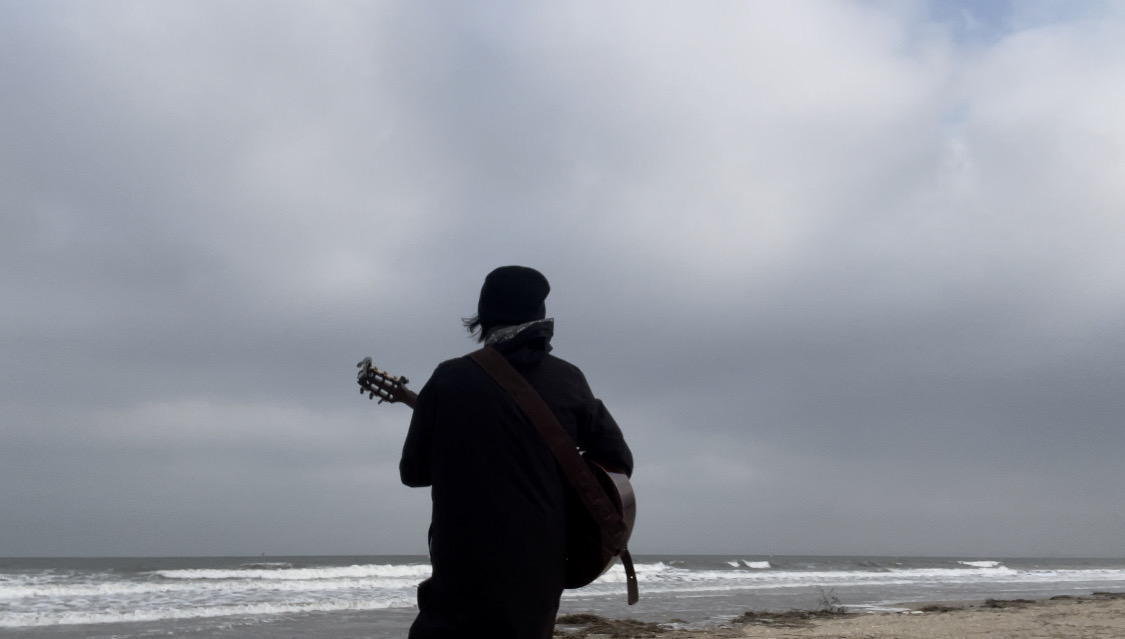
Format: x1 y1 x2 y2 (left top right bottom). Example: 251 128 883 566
540 352 591 383
431 354 478 378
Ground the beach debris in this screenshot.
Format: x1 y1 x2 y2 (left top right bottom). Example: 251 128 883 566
554 613 668 638
982 598 1035 609
816 587 847 614
917 604 962 613
732 607 850 628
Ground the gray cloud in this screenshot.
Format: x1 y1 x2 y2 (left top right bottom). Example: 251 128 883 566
3 1 1125 558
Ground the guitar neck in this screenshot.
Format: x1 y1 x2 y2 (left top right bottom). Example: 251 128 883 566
400 391 418 409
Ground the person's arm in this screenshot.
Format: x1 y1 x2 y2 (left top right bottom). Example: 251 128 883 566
399 377 436 487
578 398 634 477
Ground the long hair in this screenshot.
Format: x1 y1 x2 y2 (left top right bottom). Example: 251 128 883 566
462 314 487 343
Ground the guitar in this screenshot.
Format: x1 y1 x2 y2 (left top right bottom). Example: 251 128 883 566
356 357 636 594
562 459 636 590
356 357 417 408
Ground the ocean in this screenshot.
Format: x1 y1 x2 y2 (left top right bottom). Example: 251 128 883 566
4 555 1125 638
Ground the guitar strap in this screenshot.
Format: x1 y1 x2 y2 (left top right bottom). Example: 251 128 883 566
468 346 639 605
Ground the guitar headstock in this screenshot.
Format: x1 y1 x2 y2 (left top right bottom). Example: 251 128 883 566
356 357 411 404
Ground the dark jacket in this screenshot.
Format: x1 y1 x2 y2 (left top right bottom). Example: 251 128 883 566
400 321 633 639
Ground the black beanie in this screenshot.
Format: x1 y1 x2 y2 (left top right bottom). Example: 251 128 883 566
477 266 550 331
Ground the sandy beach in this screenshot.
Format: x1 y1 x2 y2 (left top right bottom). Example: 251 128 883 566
555 592 1125 638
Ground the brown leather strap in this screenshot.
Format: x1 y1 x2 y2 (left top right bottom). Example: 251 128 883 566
468 347 629 553
621 549 639 605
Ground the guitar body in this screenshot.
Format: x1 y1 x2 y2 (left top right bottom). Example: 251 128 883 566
564 460 636 589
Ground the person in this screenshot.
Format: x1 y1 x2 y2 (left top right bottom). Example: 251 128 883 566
399 265 634 639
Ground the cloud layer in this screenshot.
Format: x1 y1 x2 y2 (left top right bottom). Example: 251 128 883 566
3 0 1125 557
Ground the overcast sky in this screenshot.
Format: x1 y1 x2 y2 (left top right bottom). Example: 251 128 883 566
3 0 1124 559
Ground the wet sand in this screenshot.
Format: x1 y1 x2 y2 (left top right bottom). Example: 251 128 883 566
555 591 1125 638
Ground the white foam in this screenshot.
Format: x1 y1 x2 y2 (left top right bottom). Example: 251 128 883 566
9 558 1125 629
238 562 293 569
0 561 435 627
572 564 1125 598
958 560 1003 569
153 563 432 581
726 560 771 569
0 595 417 628
0 574 422 600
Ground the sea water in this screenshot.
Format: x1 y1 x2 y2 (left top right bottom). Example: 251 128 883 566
4 555 1125 638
